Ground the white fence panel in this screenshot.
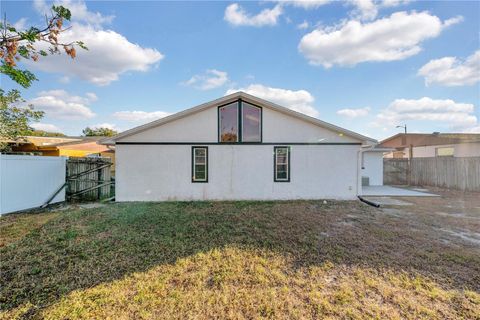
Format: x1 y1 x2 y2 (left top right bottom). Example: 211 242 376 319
0 155 66 215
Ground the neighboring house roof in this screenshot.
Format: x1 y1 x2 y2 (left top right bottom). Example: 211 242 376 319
100 91 376 145
6 136 112 155
0 136 81 146
39 137 110 153
56 142 110 153
47 136 106 148
380 133 480 148
362 146 395 152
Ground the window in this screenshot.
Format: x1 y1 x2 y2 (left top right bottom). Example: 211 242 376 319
274 146 290 182
192 147 208 182
242 102 261 142
436 147 454 157
218 100 262 143
219 102 239 142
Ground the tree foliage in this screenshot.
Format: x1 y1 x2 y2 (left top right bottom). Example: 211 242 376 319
30 130 66 137
0 89 44 151
82 127 118 137
0 5 87 88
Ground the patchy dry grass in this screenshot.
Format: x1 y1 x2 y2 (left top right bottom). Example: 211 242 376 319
1 198 479 319
0 212 58 247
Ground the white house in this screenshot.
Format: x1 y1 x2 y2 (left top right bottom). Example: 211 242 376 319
101 92 377 201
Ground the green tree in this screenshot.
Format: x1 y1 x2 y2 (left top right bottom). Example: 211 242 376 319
1 5 87 88
83 127 118 137
0 89 44 151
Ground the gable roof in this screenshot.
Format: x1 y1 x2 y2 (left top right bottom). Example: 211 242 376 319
380 133 480 148
100 92 377 145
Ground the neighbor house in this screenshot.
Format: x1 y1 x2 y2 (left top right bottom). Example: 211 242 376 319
101 92 377 201
381 133 480 158
8 136 114 158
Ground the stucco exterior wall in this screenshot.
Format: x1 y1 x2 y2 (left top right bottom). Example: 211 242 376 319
117 106 358 144
413 143 480 158
455 143 480 157
362 152 384 186
116 144 360 201
261 108 358 143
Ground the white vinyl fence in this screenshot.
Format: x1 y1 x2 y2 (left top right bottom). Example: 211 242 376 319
0 154 66 215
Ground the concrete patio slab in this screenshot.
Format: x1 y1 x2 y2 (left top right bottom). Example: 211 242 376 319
361 185 438 197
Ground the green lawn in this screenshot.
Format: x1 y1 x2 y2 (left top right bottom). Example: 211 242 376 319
1 200 479 319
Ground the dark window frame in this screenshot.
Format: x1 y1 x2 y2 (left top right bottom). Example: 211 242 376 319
241 102 262 143
274 146 290 182
218 101 239 143
217 99 263 143
191 146 208 183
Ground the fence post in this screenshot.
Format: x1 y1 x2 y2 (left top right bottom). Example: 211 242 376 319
97 160 102 200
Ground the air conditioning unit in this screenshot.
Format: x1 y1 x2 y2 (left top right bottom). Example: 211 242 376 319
362 176 370 186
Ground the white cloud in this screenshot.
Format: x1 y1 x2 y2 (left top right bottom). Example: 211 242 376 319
297 20 309 29
278 0 331 9
113 110 172 123
85 92 98 102
13 17 28 30
418 50 480 86
380 0 411 7
226 84 319 117
348 0 378 21
27 23 164 86
463 126 480 133
443 15 464 27
27 1 163 86
226 0 330 28
374 97 478 130
90 123 117 130
299 11 462 68
347 0 411 21
30 123 62 132
183 69 229 90
34 0 114 27
58 76 71 84
337 107 371 118
224 3 283 27
29 90 96 120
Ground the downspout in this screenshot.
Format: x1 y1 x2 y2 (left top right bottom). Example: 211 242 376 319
357 149 361 197
358 196 380 208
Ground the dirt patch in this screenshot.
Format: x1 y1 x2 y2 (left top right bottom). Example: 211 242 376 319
436 227 480 246
381 208 413 217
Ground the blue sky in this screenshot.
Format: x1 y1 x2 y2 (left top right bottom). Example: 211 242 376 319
2 0 479 140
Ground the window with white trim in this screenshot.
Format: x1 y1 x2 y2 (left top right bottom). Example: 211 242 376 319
274 146 290 182
192 147 208 182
